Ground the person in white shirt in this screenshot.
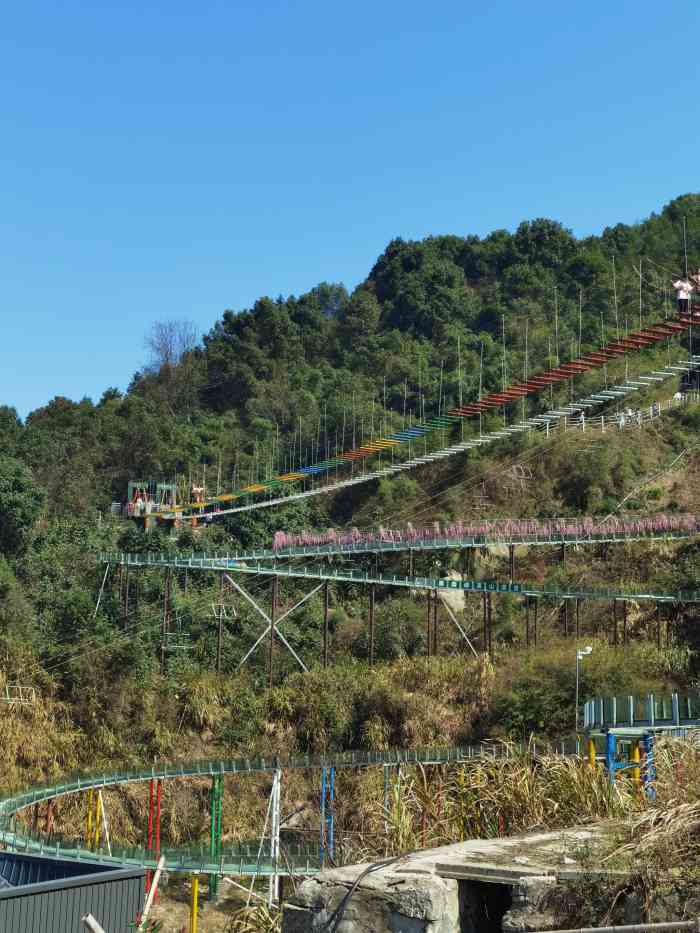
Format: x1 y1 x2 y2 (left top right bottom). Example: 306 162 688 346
672 277 693 317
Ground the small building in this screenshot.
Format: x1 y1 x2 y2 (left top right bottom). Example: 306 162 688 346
0 851 144 932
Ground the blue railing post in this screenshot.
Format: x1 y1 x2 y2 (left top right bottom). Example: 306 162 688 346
605 732 616 784
641 732 656 800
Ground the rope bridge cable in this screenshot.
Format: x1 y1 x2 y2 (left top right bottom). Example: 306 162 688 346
147 312 700 521
150 353 700 520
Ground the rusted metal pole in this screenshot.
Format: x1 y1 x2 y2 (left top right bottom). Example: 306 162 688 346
268 575 278 689
576 598 581 638
323 581 330 668
525 598 530 647
369 584 375 667
433 591 439 655
217 573 225 675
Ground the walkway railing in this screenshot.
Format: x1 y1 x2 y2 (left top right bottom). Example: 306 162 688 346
583 691 700 730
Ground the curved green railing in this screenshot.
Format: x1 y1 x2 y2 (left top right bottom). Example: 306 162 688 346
0 744 514 875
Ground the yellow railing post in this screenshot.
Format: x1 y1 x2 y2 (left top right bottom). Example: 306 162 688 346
94 791 102 849
86 789 94 848
632 741 641 786
587 738 597 768
190 875 199 933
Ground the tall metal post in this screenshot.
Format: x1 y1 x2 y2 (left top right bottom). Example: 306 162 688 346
45 798 54 835
427 591 432 657
160 569 172 676
217 574 225 675
560 542 566 564
269 770 281 906
533 598 538 646
525 598 530 647
432 591 439 656
146 779 155 892
368 584 375 667
409 550 415 577
209 775 223 899
508 545 515 581
268 576 278 689
487 592 493 654
323 581 330 668
320 767 335 866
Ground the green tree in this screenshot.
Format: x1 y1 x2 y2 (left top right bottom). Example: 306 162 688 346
0 457 45 555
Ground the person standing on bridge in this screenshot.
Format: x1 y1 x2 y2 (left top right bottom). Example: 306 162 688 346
672 275 694 317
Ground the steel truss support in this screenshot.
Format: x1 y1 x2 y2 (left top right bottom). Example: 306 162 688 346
230 575 321 674
438 595 478 657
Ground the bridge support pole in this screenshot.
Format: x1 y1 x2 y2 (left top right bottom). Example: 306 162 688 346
216 574 225 675
560 543 566 564
369 585 375 667
209 774 223 900
268 576 278 689
576 599 581 638
146 779 154 893
269 770 282 906
190 875 199 933
525 598 530 647
508 545 515 581
487 592 493 653
160 569 172 676
323 581 330 668
409 550 415 577
427 591 432 658
320 767 335 866
433 590 439 656
533 598 538 646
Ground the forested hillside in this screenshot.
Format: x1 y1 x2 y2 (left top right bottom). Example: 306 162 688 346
0 193 699 795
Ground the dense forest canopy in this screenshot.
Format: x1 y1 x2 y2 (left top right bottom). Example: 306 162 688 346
2 192 699 521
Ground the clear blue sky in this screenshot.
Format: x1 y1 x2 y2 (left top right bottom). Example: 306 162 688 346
2 0 698 417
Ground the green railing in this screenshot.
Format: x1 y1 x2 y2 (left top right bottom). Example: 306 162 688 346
584 692 700 730
101 552 700 604
0 742 536 874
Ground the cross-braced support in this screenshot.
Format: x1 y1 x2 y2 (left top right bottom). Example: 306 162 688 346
230 575 321 674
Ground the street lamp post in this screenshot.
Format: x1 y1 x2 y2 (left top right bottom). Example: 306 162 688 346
575 646 593 732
